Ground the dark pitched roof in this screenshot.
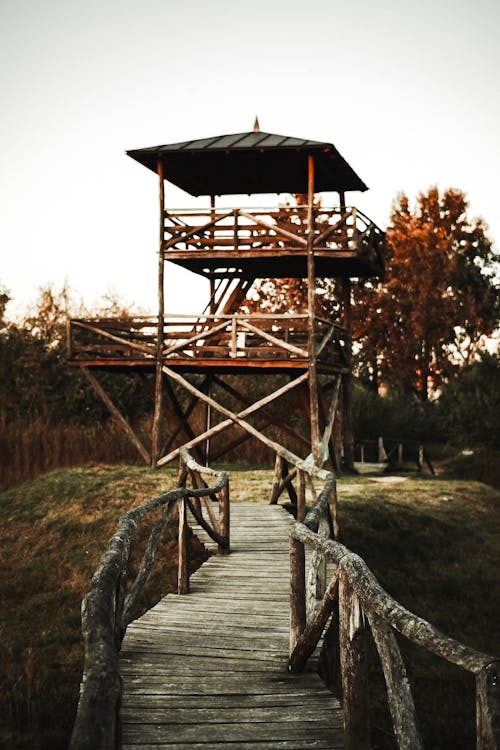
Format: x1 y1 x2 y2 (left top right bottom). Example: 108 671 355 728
126 131 368 195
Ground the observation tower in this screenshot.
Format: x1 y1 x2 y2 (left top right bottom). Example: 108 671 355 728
68 127 385 473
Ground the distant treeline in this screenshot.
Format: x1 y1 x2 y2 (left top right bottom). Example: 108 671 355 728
1 285 499 490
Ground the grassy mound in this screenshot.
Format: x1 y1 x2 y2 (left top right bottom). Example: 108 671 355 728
338 475 500 749
0 464 207 750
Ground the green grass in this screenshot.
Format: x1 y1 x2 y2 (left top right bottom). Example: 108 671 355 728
1 465 499 749
0 464 203 750
337 474 500 749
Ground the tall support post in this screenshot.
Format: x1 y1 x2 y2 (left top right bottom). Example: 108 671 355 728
342 276 354 470
152 158 165 466
306 155 320 464
209 195 216 313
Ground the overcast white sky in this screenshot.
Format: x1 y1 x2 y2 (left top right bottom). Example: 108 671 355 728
1 0 499 319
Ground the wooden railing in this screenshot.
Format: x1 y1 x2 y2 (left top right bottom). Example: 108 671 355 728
68 313 349 368
69 449 229 750
163 205 384 261
289 492 500 750
356 436 436 475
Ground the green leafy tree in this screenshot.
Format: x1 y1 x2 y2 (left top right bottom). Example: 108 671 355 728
438 349 500 446
352 188 499 399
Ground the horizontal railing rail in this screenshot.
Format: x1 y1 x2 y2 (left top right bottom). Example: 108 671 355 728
288 493 500 750
69 449 229 750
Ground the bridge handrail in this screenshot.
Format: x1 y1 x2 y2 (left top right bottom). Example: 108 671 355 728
69 449 229 750
289 518 500 749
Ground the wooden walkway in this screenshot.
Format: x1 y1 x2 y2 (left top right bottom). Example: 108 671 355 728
120 502 344 749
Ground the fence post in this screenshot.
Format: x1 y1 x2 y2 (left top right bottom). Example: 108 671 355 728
378 436 387 463
476 660 500 750
290 534 306 655
177 498 189 594
339 569 370 750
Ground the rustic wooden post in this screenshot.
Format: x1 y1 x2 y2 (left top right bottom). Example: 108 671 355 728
328 478 340 541
296 469 306 522
378 436 387 463
476 660 500 750
218 483 230 556
306 511 329 620
339 569 370 750
306 154 320 465
369 615 424 750
360 444 365 463
398 442 403 466
152 157 165 466
270 452 282 504
290 576 339 672
209 195 216 314
81 368 151 465
204 375 212 466
290 534 306 654
230 315 238 358
342 277 355 471
177 498 189 594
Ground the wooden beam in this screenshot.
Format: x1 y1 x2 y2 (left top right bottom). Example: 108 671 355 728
158 367 331 479
164 379 203 463
306 155 320 464
211 375 310 451
339 571 370 750
342 278 354 470
290 536 306 654
152 158 165 466
318 375 342 465
177 499 189 594
157 371 309 467
81 367 151 465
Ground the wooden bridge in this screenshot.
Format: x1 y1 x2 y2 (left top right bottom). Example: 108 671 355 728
70 451 500 750
120 502 343 749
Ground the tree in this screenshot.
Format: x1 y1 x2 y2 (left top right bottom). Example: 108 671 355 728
437 348 500 446
352 187 499 399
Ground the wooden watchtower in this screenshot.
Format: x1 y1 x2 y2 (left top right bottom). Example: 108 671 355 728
68 128 385 471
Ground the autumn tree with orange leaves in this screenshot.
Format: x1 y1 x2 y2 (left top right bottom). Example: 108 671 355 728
352 187 499 400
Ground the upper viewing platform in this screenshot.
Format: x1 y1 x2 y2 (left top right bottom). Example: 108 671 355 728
127 129 386 279
161 204 384 278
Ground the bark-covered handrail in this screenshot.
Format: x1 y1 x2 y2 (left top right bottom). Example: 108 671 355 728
69 450 229 750
289 522 500 749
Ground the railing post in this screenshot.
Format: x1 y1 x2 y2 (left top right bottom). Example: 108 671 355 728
477 660 500 750
296 469 306 522
290 534 306 655
230 315 238 358
339 568 370 750
177 498 189 594
270 453 282 504
218 483 230 556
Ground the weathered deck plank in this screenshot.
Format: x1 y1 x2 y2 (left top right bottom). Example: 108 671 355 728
120 503 343 748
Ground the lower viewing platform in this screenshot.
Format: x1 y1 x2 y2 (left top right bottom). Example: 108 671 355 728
67 314 350 374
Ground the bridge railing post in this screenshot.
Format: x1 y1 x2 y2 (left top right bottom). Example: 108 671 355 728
476 660 500 750
218 483 230 555
338 568 370 750
290 535 306 655
177 498 189 594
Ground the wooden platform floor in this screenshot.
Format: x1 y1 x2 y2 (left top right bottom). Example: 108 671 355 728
120 503 344 749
